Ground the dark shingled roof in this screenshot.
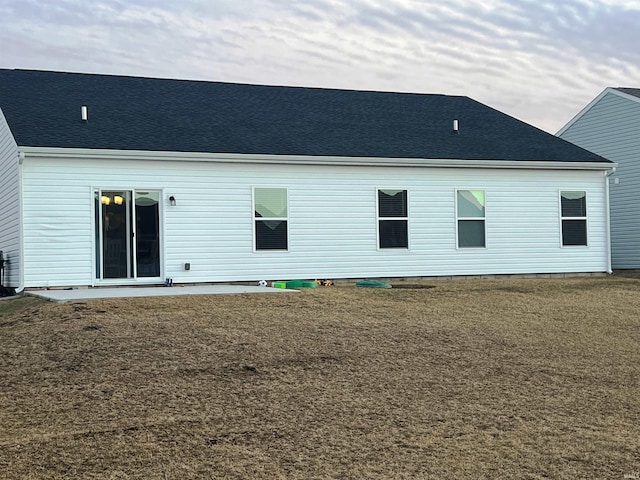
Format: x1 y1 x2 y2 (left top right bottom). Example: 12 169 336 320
615 87 640 99
0 69 609 163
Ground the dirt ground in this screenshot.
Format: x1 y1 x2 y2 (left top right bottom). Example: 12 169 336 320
1 276 639 479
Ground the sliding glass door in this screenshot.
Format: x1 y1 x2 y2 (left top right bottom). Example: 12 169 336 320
95 189 161 281
135 191 161 277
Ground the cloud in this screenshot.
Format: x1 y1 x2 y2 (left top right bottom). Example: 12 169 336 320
0 0 639 132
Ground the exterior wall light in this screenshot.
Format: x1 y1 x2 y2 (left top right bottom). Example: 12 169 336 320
169 195 177 206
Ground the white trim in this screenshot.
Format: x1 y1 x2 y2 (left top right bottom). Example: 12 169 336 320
605 171 613 273
18 146 616 172
557 87 640 136
376 188 410 250
456 189 487 249
609 88 640 105
93 187 164 284
559 190 588 248
90 187 97 286
252 186 289 252
17 152 25 292
557 88 611 136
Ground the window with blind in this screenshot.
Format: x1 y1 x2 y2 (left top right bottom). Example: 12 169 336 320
254 187 288 250
561 191 587 246
377 189 408 249
457 190 486 248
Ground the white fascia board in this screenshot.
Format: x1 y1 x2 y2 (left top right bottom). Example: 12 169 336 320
556 88 611 136
610 88 640 104
556 87 640 136
18 146 616 172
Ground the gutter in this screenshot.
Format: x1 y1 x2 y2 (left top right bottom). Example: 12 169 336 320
19 146 617 172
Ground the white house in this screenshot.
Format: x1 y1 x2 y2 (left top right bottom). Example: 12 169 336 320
0 69 615 291
558 87 640 269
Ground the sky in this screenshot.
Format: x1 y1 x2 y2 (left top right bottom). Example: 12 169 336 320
1 0 639 133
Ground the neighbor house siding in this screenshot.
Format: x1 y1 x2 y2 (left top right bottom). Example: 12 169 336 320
0 109 21 288
559 91 640 269
20 154 609 287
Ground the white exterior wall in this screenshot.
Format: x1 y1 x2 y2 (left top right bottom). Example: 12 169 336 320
0 110 21 288
559 90 640 269
21 154 609 287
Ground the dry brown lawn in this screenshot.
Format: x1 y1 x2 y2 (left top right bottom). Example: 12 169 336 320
1 277 639 479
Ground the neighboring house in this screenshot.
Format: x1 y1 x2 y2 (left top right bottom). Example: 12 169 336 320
558 88 640 269
0 69 615 290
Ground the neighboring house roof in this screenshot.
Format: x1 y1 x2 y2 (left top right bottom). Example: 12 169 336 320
614 87 640 99
0 68 609 163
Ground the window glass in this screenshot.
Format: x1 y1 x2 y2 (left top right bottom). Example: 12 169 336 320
458 220 486 248
378 189 408 249
255 188 287 218
562 220 587 246
378 189 407 217
457 190 485 218
255 220 288 250
561 191 587 246
561 191 586 217
254 188 288 250
379 220 408 248
457 190 486 248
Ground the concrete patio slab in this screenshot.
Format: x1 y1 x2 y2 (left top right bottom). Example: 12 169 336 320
27 285 298 302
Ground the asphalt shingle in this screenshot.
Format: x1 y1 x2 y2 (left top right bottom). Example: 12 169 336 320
0 69 609 163
615 87 640 99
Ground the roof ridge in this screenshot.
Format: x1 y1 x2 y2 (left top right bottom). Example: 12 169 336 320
0 68 462 99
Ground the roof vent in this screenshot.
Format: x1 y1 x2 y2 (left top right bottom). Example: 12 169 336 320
81 105 88 122
453 119 459 132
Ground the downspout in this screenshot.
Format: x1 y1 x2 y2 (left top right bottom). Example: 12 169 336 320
16 150 25 293
605 167 616 274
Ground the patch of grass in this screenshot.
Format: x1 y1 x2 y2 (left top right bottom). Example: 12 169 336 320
0 296 46 321
0 277 639 479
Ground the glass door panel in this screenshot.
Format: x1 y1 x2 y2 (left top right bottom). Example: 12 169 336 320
101 191 131 279
135 191 160 277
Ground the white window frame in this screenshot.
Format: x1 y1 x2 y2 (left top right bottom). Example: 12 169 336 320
376 188 409 250
252 186 289 252
91 187 164 285
559 190 588 247
455 189 487 249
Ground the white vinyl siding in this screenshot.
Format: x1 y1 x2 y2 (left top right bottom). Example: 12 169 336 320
0 109 21 288
559 90 640 268
20 153 609 287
